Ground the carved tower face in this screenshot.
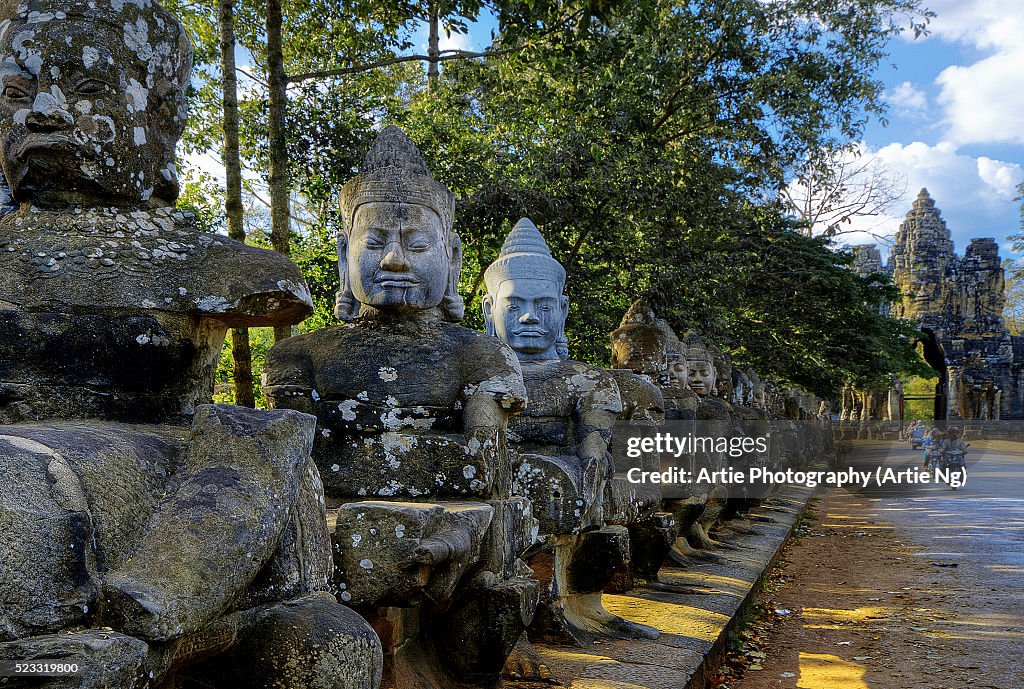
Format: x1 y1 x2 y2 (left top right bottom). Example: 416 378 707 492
483 218 568 360
0 2 191 205
347 201 452 313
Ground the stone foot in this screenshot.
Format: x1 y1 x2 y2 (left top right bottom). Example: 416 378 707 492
560 593 660 644
668 538 731 566
502 634 559 684
687 522 729 551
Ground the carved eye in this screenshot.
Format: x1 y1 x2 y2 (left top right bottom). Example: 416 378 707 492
75 79 110 95
2 83 30 100
507 303 519 312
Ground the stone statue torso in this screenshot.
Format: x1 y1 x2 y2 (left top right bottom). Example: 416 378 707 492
511 359 620 456
265 315 526 500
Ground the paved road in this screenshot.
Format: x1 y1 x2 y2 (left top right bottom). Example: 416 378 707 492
843 439 1024 686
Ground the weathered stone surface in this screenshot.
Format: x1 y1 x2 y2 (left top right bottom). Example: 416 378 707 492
482 219 657 649
0 0 312 425
0 3 380 687
606 309 679 589
333 501 493 607
266 126 535 688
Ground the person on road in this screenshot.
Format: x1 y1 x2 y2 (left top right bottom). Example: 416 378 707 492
922 427 942 468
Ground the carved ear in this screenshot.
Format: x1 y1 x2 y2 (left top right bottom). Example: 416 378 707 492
441 233 465 322
482 294 496 336
556 297 570 359
335 233 359 321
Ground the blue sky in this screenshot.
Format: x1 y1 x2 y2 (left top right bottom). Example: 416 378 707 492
851 0 1024 263
420 1 1024 264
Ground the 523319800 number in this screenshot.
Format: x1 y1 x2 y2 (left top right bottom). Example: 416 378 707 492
0 660 82 677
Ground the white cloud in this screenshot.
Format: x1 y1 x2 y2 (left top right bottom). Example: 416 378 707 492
885 81 928 118
916 0 1024 145
936 50 1024 146
439 30 474 53
826 141 1021 250
977 156 1024 199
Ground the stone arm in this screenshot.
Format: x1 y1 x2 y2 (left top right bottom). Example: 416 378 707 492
196 240 314 328
575 376 624 478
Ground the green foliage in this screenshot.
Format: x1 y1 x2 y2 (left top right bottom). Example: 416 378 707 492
214 328 276 408
178 0 933 403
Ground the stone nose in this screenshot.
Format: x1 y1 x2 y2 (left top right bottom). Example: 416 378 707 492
519 311 540 324
25 93 74 132
380 246 410 271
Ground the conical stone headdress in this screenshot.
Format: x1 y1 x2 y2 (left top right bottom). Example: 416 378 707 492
484 218 565 295
339 126 455 234
683 331 714 364
335 126 463 322
484 218 569 358
610 300 668 372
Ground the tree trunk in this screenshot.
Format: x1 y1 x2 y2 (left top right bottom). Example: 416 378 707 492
427 0 440 90
267 0 293 343
219 0 255 408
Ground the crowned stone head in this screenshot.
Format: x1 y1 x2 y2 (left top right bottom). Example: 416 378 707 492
683 331 716 397
482 218 569 360
610 300 667 375
335 126 463 322
0 0 192 206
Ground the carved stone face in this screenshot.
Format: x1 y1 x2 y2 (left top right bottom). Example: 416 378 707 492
0 21 183 205
666 354 688 389
485 277 567 359
347 202 452 314
687 360 716 397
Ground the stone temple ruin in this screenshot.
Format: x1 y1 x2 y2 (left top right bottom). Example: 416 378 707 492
847 188 1024 421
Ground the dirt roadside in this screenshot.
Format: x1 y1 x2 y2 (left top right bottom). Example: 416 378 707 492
712 488 1012 689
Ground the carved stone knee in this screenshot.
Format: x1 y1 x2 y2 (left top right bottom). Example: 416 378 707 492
201 593 382 689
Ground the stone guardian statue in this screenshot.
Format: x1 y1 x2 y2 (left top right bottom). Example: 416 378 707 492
0 2 382 688
482 219 658 650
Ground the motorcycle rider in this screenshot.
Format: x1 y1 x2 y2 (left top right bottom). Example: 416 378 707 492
922 427 942 468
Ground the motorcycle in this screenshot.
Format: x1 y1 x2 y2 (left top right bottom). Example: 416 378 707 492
938 448 968 490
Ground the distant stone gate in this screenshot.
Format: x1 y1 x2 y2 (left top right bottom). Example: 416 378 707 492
846 189 1024 421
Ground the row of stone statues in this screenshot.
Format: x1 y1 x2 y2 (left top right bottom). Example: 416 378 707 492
0 3 832 688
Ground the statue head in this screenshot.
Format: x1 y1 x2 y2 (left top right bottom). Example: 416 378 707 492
610 300 667 374
0 0 192 206
683 332 716 397
664 342 688 391
335 126 462 322
709 345 733 399
747 368 766 409
482 218 568 360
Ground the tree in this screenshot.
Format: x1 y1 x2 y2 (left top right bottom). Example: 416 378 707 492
781 147 908 238
220 0 256 407
172 0 934 403
267 0 293 343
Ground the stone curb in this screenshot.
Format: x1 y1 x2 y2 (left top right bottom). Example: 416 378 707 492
522 484 818 689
